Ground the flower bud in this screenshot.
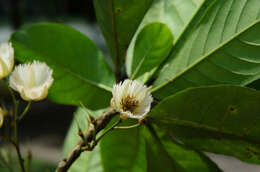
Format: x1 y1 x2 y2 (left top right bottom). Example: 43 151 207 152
9 61 54 101
111 79 153 119
0 108 5 128
0 43 14 79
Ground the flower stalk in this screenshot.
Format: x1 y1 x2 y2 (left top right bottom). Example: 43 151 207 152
7 86 26 172
18 101 32 121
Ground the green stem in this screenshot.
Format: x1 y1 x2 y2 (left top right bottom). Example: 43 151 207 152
92 118 122 146
19 102 31 121
7 86 17 109
7 87 25 172
114 123 140 129
7 87 19 142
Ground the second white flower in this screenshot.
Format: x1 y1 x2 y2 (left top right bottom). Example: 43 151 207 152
0 43 14 79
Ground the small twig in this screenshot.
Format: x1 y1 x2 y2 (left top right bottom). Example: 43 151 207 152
55 108 117 172
0 136 25 172
11 140 25 172
25 150 32 172
19 101 31 121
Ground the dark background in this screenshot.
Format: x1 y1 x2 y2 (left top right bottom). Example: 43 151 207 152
0 0 96 29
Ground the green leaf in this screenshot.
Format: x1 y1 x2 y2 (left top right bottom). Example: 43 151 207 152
93 0 153 64
145 125 222 172
126 0 207 78
100 121 146 172
152 0 260 99
143 126 185 172
149 85 260 164
63 108 105 172
129 23 173 83
10 23 115 109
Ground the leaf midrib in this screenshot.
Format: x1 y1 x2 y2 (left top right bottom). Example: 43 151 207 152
151 20 260 93
109 0 120 65
151 116 260 144
13 40 113 92
172 0 208 47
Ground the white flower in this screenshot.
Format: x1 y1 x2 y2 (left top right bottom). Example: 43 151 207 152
0 43 14 79
111 79 153 119
0 108 5 128
9 61 54 101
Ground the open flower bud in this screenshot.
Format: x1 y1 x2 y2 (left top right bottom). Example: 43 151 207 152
0 43 14 79
111 79 153 119
9 61 54 101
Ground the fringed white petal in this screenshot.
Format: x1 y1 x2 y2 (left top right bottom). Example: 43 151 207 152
111 79 153 119
9 61 53 101
0 43 14 79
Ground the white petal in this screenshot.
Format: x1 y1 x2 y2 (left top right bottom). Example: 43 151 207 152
0 43 14 79
9 61 53 101
111 79 153 119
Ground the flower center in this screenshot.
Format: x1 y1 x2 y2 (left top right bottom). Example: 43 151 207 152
120 95 139 113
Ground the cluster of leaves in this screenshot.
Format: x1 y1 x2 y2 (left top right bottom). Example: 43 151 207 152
9 0 260 171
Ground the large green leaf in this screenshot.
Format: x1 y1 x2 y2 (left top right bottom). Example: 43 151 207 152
63 108 105 172
100 121 146 172
149 86 260 164
93 0 153 64
144 125 222 172
152 0 260 99
130 23 173 83
126 0 206 77
10 23 115 109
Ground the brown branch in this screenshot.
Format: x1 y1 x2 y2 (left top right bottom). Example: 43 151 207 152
55 108 117 172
